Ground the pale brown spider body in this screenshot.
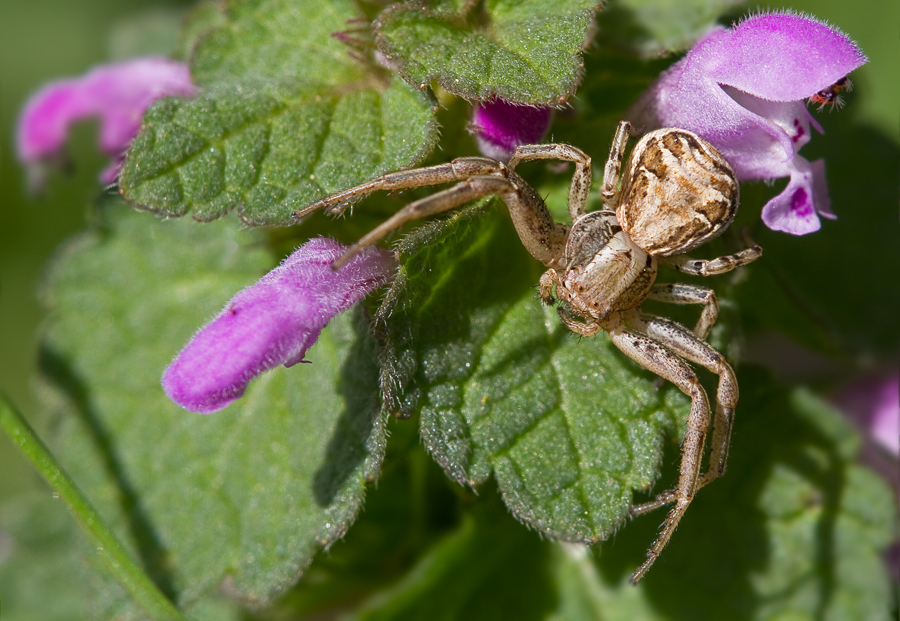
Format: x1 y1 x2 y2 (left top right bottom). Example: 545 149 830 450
296 121 762 582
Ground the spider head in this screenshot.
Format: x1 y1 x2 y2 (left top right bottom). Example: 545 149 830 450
560 210 652 320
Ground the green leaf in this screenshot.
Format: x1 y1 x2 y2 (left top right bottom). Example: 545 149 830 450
0 396 188 621
548 378 899 621
36 200 386 610
120 0 440 225
0 492 90 621
596 0 745 57
120 78 438 225
187 0 368 87
278 378 897 619
352 487 555 621
376 203 690 542
375 0 602 104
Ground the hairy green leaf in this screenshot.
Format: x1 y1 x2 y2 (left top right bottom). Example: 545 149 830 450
120 78 438 225
376 203 690 542
36 201 386 610
278 375 897 620
375 0 602 104
551 379 899 621
121 0 440 225
187 0 367 87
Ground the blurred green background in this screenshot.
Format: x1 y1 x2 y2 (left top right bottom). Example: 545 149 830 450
0 0 197 497
0 0 897 590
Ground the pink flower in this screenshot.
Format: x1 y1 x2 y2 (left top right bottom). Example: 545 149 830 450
163 238 397 414
628 12 867 235
835 373 899 458
471 100 553 161
833 373 899 578
17 57 196 190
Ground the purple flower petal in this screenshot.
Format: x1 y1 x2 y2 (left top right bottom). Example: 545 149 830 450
471 100 553 161
627 12 867 235
704 13 867 102
870 377 900 458
761 156 832 234
17 57 196 189
162 238 397 414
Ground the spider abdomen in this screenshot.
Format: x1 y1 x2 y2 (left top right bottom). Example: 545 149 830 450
617 129 738 257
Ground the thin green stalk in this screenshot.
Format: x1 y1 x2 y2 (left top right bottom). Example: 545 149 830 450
0 395 190 621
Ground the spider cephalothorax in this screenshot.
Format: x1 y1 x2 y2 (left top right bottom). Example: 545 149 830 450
296 120 762 582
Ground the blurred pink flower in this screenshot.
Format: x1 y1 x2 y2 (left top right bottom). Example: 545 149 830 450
835 373 899 458
163 238 397 414
833 372 900 578
17 57 196 190
471 100 552 161
628 12 867 235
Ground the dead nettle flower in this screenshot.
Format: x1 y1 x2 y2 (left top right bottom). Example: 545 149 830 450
163 238 397 414
471 100 553 161
628 12 867 235
17 57 196 190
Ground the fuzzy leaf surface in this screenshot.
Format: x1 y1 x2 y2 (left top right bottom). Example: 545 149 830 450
287 377 897 620
376 0 601 104
186 0 368 86
120 0 439 225
36 201 386 610
550 381 899 621
376 204 690 542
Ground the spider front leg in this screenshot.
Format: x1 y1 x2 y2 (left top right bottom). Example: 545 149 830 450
508 143 592 221
292 157 505 219
331 174 520 269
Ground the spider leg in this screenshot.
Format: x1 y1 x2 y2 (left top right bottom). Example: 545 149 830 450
331 168 570 269
662 243 762 277
647 283 719 339
292 157 505 219
620 313 738 582
557 307 603 336
508 143 592 221
600 120 638 208
332 175 514 268
606 320 711 583
639 314 737 489
539 269 558 305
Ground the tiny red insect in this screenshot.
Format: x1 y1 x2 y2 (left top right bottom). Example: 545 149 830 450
808 76 852 110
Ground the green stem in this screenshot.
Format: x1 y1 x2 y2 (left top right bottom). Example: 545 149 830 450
0 395 190 621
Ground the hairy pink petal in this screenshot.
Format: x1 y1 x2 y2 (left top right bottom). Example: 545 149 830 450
162 238 397 414
472 100 552 161
17 57 196 186
705 13 867 102
628 12 867 235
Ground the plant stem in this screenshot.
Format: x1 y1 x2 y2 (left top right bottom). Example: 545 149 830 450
0 395 190 621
